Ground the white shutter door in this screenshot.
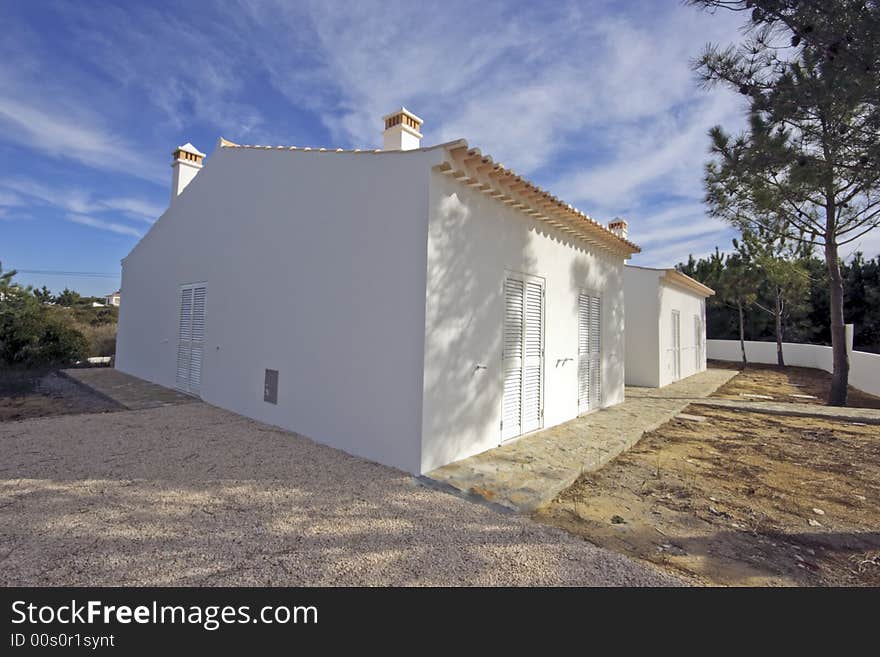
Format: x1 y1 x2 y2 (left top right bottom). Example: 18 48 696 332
579 292 601 412
521 280 544 434
672 311 681 380
694 314 702 370
501 279 524 440
189 286 207 393
176 287 193 391
588 295 601 410
577 293 590 413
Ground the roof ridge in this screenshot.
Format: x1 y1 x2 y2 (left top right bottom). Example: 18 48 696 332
217 137 467 154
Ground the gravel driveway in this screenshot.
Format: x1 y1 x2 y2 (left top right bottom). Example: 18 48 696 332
0 403 680 586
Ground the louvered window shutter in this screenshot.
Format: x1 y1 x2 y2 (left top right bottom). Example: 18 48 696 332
671 310 681 380
589 295 601 410
501 275 545 441
501 279 524 440
189 286 207 393
176 287 193 391
521 281 544 434
176 284 206 394
578 291 602 412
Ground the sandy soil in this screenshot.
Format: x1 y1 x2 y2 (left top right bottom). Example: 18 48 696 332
0 402 679 587
536 400 880 586
709 360 880 409
0 369 120 422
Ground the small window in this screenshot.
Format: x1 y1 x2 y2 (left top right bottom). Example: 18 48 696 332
264 369 279 404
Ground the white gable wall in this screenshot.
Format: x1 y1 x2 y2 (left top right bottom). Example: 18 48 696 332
658 281 707 387
623 266 709 387
117 147 436 473
623 266 663 387
420 172 626 473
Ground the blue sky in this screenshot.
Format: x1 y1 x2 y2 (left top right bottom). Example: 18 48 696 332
1 0 831 297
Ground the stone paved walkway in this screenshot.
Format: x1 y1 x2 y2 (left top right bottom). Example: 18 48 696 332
61 368 196 410
425 368 738 512
691 398 880 424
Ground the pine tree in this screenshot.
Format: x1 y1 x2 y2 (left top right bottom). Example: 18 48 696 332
690 0 880 405
716 251 760 367
33 286 52 304
735 227 812 365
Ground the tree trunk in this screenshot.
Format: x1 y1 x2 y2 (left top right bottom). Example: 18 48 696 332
825 237 849 406
738 301 747 369
775 288 785 367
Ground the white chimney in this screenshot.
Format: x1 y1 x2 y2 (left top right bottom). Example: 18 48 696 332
608 217 629 240
170 143 205 203
382 108 423 151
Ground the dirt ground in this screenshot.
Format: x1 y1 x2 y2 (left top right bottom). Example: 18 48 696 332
536 368 880 586
709 359 880 409
0 369 120 421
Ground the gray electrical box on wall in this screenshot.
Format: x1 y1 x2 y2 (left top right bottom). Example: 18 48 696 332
264 369 278 404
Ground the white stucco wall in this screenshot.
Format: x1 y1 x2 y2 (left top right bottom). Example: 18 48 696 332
623 266 662 387
117 146 438 473
658 282 707 387
420 172 627 473
623 266 708 388
707 326 880 396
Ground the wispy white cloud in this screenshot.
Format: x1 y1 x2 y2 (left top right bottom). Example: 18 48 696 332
98 197 165 222
66 213 143 237
1 0 755 268
0 190 24 208
0 96 164 185
0 178 162 224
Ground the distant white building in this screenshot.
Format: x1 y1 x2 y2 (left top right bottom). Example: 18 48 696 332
623 265 714 388
116 108 641 474
104 290 121 307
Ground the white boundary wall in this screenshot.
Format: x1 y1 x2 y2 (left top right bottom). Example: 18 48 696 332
707 325 880 396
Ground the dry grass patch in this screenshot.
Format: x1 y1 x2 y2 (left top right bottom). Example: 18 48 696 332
536 401 879 586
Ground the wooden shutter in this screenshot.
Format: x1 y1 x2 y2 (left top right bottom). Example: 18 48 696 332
176 284 206 395
521 280 544 434
501 279 524 440
578 291 601 413
671 310 681 380
176 287 193 391
588 294 601 410
189 285 207 393
501 274 544 441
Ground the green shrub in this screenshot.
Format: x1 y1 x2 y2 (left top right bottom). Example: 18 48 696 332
0 286 89 367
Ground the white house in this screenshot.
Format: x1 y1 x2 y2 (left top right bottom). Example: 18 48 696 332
116 108 640 474
623 265 714 388
104 290 121 307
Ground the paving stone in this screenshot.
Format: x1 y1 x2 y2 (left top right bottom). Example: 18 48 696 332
740 393 774 400
676 413 708 422
426 368 738 512
61 368 196 410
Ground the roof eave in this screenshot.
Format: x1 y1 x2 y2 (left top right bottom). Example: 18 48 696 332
662 269 715 297
435 142 641 258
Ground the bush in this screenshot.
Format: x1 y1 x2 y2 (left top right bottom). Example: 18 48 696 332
0 286 89 367
76 322 117 357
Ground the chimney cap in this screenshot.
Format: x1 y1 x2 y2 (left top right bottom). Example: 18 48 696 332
174 142 206 158
608 217 629 239
382 106 423 125
382 107 424 150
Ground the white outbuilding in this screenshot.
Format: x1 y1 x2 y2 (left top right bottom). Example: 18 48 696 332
623 265 714 388
116 109 640 474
